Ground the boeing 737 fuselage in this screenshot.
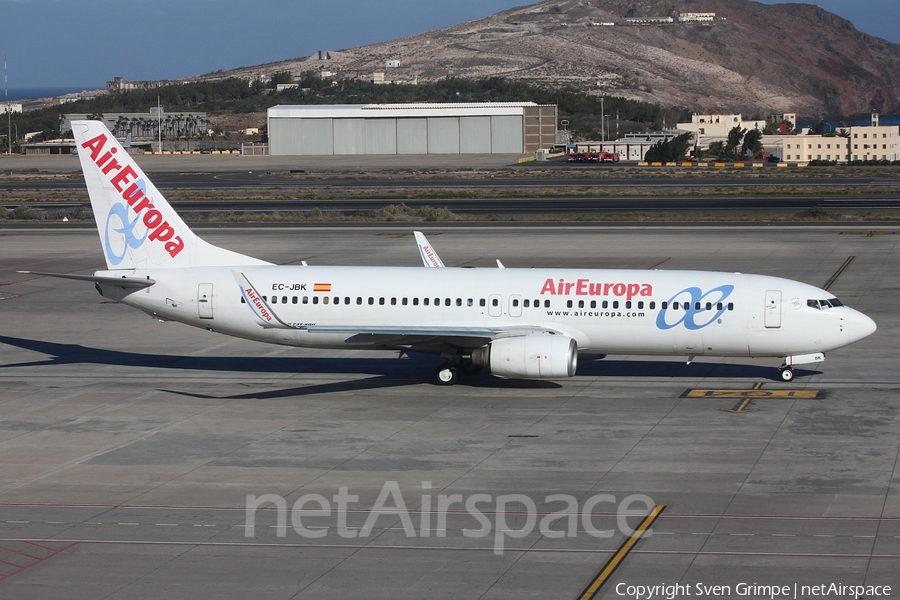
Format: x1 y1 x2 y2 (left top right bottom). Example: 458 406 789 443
22 121 877 385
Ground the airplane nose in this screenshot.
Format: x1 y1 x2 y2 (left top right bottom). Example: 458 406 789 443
848 309 877 343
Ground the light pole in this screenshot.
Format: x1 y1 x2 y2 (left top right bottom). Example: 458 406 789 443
600 97 605 142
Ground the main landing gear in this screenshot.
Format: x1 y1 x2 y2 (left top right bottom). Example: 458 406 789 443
434 362 459 385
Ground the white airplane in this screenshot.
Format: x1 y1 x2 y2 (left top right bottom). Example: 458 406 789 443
415 230 504 269
22 121 877 385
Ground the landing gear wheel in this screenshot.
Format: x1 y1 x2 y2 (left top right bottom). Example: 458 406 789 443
434 363 459 386
779 367 795 382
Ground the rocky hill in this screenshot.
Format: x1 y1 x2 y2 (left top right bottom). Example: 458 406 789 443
203 0 900 117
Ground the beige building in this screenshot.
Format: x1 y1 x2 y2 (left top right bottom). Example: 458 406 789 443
846 125 900 162
782 134 850 162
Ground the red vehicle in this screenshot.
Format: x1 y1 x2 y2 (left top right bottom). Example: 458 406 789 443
567 150 619 163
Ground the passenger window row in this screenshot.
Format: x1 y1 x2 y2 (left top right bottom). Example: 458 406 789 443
241 296 550 307
239 296 735 311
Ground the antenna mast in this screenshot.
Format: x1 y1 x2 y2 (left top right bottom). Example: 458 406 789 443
4 55 9 155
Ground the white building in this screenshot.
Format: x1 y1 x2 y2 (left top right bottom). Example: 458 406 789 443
267 102 558 156
679 13 715 23
677 114 767 138
2 102 23 114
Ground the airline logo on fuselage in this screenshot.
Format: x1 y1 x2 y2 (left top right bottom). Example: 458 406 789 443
656 285 735 330
540 278 652 301
81 132 185 264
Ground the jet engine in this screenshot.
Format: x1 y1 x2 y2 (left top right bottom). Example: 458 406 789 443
471 334 578 379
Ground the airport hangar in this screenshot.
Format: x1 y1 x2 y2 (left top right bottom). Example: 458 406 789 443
266 102 558 156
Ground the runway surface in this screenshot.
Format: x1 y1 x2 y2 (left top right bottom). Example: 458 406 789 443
0 225 897 599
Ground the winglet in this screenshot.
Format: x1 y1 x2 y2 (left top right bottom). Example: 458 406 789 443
414 231 445 268
232 271 298 329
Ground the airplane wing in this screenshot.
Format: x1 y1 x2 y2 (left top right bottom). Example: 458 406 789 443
414 231 445 268
234 270 557 349
17 270 155 289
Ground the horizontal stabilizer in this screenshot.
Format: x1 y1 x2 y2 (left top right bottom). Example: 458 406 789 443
17 270 155 288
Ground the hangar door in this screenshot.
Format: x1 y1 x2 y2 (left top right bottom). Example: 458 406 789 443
491 116 524 153
299 119 334 155
427 117 460 154
459 116 492 153
269 119 303 155
397 119 428 154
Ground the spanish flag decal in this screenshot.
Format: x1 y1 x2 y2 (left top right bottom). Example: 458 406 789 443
313 283 332 292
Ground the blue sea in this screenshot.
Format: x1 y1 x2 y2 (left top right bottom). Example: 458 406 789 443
4 87 101 101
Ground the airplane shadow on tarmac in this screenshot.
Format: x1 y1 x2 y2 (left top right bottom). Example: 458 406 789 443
0 336 817 398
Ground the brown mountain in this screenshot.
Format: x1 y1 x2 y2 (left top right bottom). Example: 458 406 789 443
210 0 900 117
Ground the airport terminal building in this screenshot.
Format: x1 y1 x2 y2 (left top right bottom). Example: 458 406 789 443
267 102 557 156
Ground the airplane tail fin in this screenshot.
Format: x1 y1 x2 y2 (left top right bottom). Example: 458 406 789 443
72 120 269 270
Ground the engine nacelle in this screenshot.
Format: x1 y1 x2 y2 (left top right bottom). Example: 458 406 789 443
471 334 578 379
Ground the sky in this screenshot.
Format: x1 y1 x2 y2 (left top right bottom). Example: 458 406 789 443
2 0 898 89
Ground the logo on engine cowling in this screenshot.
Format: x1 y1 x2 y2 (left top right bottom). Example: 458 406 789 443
656 285 734 330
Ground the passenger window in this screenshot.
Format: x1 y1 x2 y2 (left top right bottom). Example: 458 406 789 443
567 300 573 308
333 297 339 305
513 299 520 307
649 301 656 309
379 297 385 305
424 298 430 306
467 298 474 307
727 302 734 311
602 301 609 309
591 301 597 309
480 299 486 307
390 298 396 305
544 300 550 308
368 297 374 305
413 298 419 306
292 297 298 304
717 302 722 310
578 300 584 308
613 301 619 309
662 301 668 309
705 302 711 311
402 298 408 306
695 302 701 310
444 298 451 307
625 301 631 309
323 297 329 305
434 298 440 306
492 298 499 307
271 296 277 304
303 296 309 304
313 296 319 305
356 297 362 305
456 298 462 307
524 299 530 308
345 297 350 305
240 297 245 304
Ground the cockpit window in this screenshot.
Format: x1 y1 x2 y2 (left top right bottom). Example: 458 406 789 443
807 298 844 310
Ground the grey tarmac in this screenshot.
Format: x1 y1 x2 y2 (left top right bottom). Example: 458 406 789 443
0 225 897 599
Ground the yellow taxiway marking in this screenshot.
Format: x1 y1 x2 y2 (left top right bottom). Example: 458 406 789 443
577 505 666 600
823 255 855 291
683 389 824 399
